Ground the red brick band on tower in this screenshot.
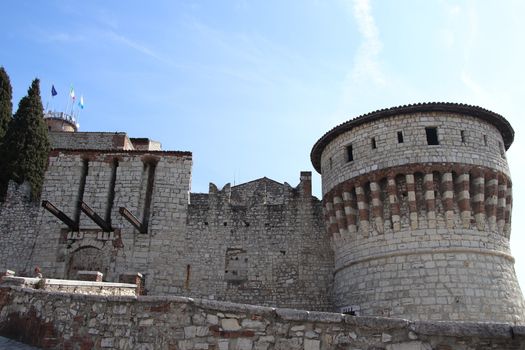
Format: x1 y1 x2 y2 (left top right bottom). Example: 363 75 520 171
485 173 498 231
343 183 357 238
405 174 418 230
321 164 512 237
441 172 454 228
497 175 507 235
334 192 348 240
355 184 369 237
471 169 485 230
456 172 471 228
324 194 339 240
505 183 512 237
370 181 384 234
387 177 401 232
424 173 436 229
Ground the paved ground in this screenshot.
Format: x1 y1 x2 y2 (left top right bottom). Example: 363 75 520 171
0 336 41 349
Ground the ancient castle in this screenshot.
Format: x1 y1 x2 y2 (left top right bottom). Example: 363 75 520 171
1 102 525 349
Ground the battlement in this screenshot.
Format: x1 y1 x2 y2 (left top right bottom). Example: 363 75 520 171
184 172 333 310
190 172 313 208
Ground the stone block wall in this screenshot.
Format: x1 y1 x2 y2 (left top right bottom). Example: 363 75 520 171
0 149 193 293
319 112 509 194
49 131 135 150
0 146 333 311
0 276 137 296
0 182 41 275
1 285 524 350
183 175 333 311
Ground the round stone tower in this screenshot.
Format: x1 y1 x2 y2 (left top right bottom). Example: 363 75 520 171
44 111 78 132
311 102 525 322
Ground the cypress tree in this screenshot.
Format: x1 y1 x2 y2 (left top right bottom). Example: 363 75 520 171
0 67 12 141
1 79 50 200
0 67 13 198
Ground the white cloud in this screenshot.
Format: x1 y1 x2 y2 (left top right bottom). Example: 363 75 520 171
41 32 84 43
105 31 168 64
460 71 492 105
350 0 385 85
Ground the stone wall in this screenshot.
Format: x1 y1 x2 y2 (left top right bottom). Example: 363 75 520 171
0 182 41 275
0 149 193 294
319 112 509 195
1 285 524 350
1 276 137 297
49 131 135 150
183 175 333 310
0 150 333 311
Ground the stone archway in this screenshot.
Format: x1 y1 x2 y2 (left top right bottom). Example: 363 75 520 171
66 246 110 280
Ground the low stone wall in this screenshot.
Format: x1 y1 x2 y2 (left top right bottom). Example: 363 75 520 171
0 286 523 350
1 276 136 296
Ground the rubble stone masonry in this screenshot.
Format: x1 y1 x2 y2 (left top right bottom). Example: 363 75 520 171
1 284 524 350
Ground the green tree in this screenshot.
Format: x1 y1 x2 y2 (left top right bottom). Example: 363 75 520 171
1 79 50 200
0 67 12 141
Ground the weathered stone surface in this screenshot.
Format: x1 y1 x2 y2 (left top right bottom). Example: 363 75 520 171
386 341 432 350
409 321 512 338
0 285 524 350
221 318 241 331
304 338 320 350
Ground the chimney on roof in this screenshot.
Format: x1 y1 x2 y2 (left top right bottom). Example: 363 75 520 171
300 171 312 197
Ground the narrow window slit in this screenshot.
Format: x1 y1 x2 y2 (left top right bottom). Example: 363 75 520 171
397 131 404 143
425 127 439 145
346 144 354 162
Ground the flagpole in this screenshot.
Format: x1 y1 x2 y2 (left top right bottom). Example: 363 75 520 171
64 95 70 118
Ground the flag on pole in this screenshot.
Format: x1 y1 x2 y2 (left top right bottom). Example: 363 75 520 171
78 95 84 109
51 85 57 96
69 87 75 100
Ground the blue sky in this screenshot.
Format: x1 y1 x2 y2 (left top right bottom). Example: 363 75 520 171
2 1 525 292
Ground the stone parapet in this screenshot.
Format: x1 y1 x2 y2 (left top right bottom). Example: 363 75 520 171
0 276 136 296
0 286 524 349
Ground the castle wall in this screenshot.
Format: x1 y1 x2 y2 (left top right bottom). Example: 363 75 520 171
0 147 332 311
49 131 134 150
1 285 524 350
181 175 333 310
0 149 193 292
0 183 41 275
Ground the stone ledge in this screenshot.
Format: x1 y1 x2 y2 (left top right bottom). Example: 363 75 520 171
410 320 514 338
1 276 136 289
